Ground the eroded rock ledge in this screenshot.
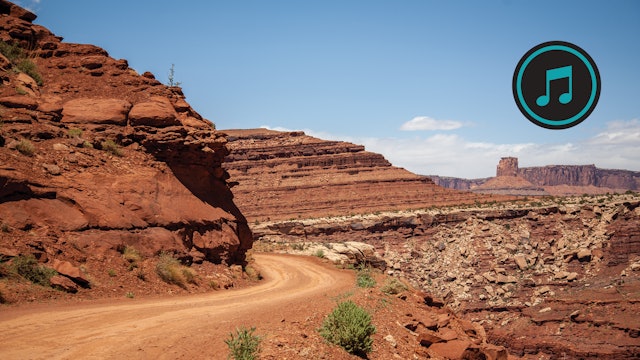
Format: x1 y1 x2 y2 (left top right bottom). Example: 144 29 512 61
0 0 251 295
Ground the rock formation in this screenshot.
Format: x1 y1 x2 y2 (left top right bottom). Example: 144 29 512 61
431 157 640 195
222 128 514 222
0 0 251 295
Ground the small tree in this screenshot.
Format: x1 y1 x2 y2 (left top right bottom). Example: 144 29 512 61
167 63 181 87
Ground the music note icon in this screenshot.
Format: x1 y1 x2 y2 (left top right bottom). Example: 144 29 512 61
536 65 572 107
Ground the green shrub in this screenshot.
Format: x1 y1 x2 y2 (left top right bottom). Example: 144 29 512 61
0 41 24 62
356 265 376 288
381 278 408 295
314 249 325 258
225 326 261 360
101 140 122 157
16 59 43 86
319 300 376 356
15 139 35 156
125 291 135 299
12 255 57 286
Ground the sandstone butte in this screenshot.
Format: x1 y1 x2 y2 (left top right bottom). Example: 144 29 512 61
431 157 640 196
1 2 639 359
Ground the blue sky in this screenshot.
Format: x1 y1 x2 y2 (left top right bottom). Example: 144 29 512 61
21 0 640 178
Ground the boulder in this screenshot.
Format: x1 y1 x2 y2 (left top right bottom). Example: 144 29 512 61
51 259 90 287
429 339 471 359
128 96 180 127
61 98 132 125
50 275 78 293
514 254 528 270
577 248 592 262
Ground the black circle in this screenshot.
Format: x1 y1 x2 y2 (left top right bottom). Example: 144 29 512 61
512 41 601 130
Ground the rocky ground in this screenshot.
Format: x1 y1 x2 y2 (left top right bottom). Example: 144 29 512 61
253 192 640 359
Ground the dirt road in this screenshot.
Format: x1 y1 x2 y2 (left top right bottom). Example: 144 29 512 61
0 253 354 360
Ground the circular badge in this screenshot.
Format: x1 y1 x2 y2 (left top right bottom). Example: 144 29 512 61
512 41 600 129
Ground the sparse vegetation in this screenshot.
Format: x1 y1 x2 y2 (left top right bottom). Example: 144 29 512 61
126 291 135 299
15 138 35 156
381 278 408 295
243 265 262 281
225 326 261 360
0 41 43 85
1 223 10 233
122 246 142 264
314 249 325 258
319 300 376 357
16 59 43 86
101 139 122 157
11 255 57 286
82 140 93 149
67 128 83 138
356 265 376 288
108 269 117 277
155 252 196 288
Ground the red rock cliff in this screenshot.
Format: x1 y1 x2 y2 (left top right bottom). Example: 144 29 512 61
0 1 251 268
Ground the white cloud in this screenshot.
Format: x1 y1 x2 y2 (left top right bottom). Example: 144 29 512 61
259 119 640 178
400 116 463 131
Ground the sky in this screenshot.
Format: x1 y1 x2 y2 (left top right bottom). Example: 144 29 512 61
19 0 640 178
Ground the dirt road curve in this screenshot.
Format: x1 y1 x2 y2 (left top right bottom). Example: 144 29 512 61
0 254 354 360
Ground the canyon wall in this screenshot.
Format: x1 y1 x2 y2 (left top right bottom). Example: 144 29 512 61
222 128 514 222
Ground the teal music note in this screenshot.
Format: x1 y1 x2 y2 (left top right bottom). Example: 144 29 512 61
536 65 572 107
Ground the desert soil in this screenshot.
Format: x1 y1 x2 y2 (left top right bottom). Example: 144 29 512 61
0 253 355 360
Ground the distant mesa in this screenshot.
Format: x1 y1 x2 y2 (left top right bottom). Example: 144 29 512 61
430 157 640 196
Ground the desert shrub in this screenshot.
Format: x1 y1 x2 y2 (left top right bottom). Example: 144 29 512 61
15 139 35 156
356 265 376 288
0 41 24 62
101 140 122 157
12 255 56 286
67 128 83 138
243 265 262 281
319 300 376 356
122 246 142 263
381 278 408 295
314 249 325 258
225 326 261 360
16 59 43 85
155 252 195 288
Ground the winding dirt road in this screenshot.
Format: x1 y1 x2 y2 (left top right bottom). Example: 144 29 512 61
0 253 354 359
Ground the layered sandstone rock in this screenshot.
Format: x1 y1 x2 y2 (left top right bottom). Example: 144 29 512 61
222 128 512 222
0 0 251 292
